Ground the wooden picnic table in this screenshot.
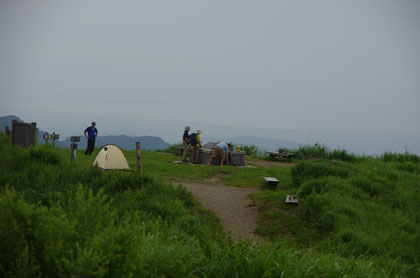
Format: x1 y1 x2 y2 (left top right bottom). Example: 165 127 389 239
267 151 294 161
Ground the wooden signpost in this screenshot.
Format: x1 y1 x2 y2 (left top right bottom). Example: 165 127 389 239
70 136 80 163
136 142 142 173
43 132 60 148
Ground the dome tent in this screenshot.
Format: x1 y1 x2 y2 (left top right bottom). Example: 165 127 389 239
92 144 130 170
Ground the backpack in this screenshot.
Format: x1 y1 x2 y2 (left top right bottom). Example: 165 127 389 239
189 133 197 146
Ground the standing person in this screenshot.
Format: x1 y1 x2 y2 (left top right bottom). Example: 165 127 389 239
84 122 98 155
207 141 232 166
193 130 202 164
182 126 190 162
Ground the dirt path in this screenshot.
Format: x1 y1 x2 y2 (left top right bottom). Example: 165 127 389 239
173 178 265 243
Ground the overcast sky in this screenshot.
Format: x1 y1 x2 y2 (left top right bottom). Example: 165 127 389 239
1 0 419 136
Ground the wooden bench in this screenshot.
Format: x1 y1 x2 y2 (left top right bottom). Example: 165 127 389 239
264 177 279 190
267 151 294 161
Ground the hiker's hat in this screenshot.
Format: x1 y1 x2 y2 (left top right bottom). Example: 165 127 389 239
185 126 190 131
197 130 201 134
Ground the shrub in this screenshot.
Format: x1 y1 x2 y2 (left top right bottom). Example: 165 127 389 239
298 177 337 197
395 162 420 174
293 143 327 159
29 146 60 165
291 161 354 187
279 143 357 162
381 152 420 163
300 193 336 232
350 176 381 197
160 144 182 155
328 149 357 162
240 144 264 157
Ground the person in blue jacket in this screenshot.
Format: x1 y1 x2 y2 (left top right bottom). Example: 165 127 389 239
84 122 98 155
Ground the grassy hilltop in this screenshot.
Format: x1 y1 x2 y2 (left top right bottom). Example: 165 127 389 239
0 132 419 277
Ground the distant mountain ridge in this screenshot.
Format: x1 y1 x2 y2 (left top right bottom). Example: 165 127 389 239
0 115 169 151
57 135 168 151
0 115 48 144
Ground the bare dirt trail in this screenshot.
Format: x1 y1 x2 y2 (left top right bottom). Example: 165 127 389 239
170 161 294 243
172 178 266 243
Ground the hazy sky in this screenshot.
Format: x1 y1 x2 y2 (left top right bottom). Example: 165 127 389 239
1 0 419 135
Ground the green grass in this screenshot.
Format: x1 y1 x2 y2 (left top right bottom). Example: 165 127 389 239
250 158 420 276
267 143 357 162
0 132 417 276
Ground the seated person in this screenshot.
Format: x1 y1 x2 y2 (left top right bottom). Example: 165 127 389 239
208 141 232 166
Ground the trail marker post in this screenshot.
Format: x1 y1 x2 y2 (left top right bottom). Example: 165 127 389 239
70 136 80 163
136 142 142 173
52 132 59 148
43 132 49 145
43 132 59 147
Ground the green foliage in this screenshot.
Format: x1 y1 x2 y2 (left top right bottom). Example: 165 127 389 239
286 158 420 275
240 144 264 157
298 176 339 197
0 133 392 277
381 152 420 163
294 142 328 159
160 143 182 155
270 143 357 162
29 146 60 164
290 161 355 187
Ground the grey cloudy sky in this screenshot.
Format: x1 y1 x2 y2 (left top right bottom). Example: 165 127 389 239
1 0 419 136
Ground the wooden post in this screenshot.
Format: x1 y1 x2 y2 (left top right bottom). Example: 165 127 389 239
70 143 78 163
4 126 10 136
136 141 142 173
52 132 56 148
44 132 49 145
70 136 80 163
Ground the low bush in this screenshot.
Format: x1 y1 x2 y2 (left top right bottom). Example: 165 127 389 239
298 176 339 197
276 143 357 162
239 144 264 157
291 161 355 187
0 132 416 276
160 143 182 155
29 146 60 164
381 152 420 163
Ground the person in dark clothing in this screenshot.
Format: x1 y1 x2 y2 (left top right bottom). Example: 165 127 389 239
182 126 190 162
84 122 98 155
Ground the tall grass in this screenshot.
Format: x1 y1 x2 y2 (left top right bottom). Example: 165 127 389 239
289 159 420 276
272 143 357 162
239 144 265 157
381 152 420 163
160 143 182 155
0 132 391 277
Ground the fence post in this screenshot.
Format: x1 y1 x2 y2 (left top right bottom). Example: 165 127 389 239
136 142 142 173
70 143 77 163
70 136 80 164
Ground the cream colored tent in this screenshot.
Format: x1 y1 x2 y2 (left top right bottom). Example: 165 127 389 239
92 144 130 170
